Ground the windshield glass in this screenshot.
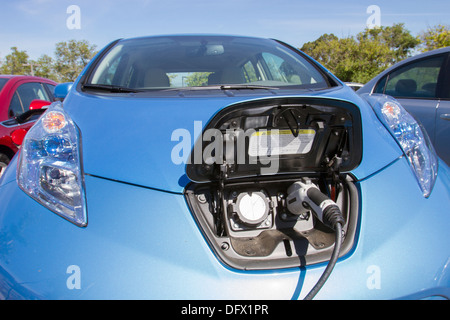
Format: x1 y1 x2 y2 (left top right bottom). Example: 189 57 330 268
87 35 330 91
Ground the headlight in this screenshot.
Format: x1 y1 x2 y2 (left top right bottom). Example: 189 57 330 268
17 102 87 226
363 94 438 197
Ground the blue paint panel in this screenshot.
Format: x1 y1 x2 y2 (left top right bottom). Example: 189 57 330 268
1 159 449 299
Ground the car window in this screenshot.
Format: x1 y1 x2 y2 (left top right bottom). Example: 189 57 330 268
442 55 450 99
9 82 51 118
261 52 286 82
380 55 445 99
87 36 330 91
260 52 305 84
242 61 258 83
0 78 8 92
44 83 56 99
9 92 24 118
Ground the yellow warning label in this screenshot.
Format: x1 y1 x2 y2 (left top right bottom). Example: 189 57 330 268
251 129 315 136
248 129 316 157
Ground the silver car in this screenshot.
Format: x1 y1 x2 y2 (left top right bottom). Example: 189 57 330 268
358 47 450 165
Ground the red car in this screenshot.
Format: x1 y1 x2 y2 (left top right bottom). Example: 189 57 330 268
0 75 57 177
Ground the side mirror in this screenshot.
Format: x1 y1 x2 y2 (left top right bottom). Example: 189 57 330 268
11 128 28 146
54 82 73 100
29 99 52 110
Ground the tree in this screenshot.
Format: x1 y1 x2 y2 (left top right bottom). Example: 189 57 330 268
185 72 212 87
357 23 420 63
301 23 419 83
301 33 387 83
0 40 97 81
420 24 450 52
0 47 30 75
31 54 58 81
54 39 97 82
300 33 341 68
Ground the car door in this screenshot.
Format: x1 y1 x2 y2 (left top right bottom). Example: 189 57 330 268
8 81 51 118
436 101 450 165
434 55 450 165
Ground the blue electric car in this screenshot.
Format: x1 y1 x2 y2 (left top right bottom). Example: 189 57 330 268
0 35 449 300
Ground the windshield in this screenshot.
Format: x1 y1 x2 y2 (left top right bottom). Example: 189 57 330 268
86 35 330 91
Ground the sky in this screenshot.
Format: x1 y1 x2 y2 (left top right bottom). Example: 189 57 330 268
0 0 449 61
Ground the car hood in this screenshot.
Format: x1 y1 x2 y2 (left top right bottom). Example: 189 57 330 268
63 87 402 193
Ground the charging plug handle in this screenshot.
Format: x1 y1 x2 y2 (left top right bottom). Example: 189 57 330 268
306 187 345 230
286 179 345 230
286 179 346 299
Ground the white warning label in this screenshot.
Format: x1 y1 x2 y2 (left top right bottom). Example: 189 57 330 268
248 129 316 157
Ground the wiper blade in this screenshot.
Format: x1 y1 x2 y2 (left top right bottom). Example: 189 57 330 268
161 85 221 92
220 84 279 90
161 84 279 92
82 84 143 93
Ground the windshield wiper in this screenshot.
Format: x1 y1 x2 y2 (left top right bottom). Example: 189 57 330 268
162 84 279 92
219 84 278 90
82 84 143 93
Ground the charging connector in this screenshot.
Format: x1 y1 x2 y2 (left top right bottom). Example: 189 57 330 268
286 178 345 230
286 178 345 299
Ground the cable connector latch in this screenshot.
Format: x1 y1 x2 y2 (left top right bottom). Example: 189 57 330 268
286 178 345 230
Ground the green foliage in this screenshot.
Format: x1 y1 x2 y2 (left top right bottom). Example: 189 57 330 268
420 24 450 52
31 54 58 81
301 23 420 83
0 40 97 82
185 72 213 87
0 47 30 75
357 23 420 62
54 40 97 82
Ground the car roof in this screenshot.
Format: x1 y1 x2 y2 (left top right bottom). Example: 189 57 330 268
0 75 57 85
121 33 269 41
386 47 449 71
0 75 51 80
115 34 280 48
